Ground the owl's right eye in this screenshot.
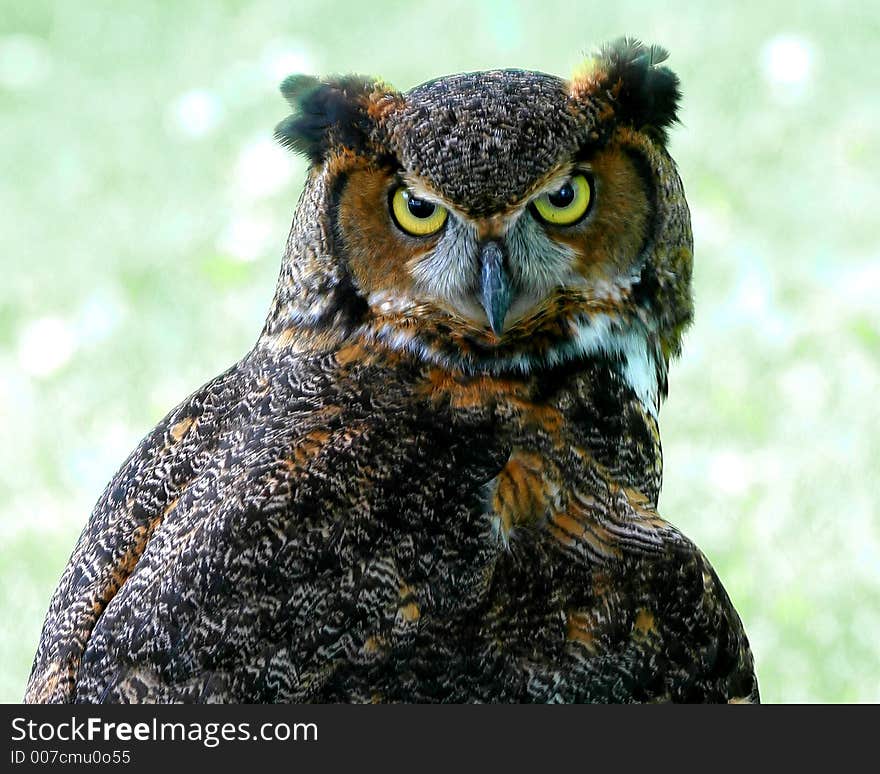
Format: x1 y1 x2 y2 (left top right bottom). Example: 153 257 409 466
390 187 448 237
531 173 594 226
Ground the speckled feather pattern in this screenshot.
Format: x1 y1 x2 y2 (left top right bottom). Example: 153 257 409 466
382 71 594 216
26 40 758 703
27 349 755 702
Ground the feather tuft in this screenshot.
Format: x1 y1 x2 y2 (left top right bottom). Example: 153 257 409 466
579 37 682 143
274 75 380 164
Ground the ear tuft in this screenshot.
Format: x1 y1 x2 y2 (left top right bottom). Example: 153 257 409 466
592 38 682 142
274 75 380 164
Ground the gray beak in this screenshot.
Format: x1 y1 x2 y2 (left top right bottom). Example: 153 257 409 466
478 241 511 336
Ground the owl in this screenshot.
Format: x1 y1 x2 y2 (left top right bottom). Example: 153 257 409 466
26 39 758 703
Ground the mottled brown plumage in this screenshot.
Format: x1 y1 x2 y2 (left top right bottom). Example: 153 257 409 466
26 39 758 703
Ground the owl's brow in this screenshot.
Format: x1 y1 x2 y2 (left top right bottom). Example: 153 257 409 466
394 173 476 222
395 159 591 223
531 162 593 197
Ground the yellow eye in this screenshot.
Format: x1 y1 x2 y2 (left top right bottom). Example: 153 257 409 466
531 173 594 226
390 187 448 236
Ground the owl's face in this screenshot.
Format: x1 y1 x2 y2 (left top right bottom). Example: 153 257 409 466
273 40 693 408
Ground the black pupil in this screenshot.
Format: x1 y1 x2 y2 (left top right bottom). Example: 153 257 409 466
406 195 436 219
548 182 575 208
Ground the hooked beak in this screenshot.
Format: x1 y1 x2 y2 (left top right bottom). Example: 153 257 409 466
478 241 511 336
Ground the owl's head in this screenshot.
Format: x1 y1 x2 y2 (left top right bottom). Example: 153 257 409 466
268 39 693 413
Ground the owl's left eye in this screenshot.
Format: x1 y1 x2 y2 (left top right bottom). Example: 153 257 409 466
390 187 448 236
531 173 594 226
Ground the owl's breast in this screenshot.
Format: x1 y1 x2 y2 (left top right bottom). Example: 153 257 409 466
367 357 679 700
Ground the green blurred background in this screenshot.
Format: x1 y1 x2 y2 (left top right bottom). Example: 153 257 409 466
1 0 878 703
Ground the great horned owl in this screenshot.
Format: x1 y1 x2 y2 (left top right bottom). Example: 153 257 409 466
26 39 759 703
